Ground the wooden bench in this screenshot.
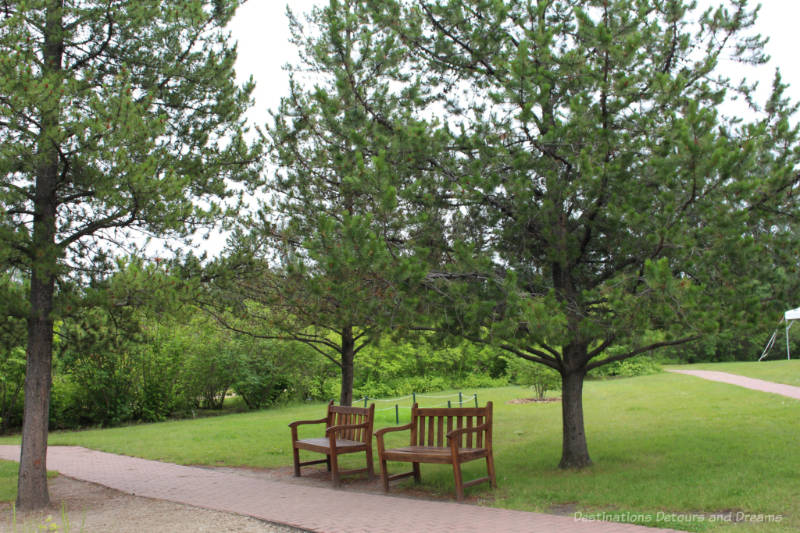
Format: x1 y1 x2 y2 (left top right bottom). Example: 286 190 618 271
375 402 496 501
289 400 375 487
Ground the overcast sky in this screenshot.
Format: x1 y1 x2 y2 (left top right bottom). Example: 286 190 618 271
227 0 800 132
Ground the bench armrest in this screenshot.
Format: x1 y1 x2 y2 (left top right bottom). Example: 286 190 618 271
289 417 328 444
288 417 327 429
325 421 370 437
446 424 489 447
375 423 413 439
375 423 413 454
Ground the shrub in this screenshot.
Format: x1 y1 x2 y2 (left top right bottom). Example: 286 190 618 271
504 356 561 400
0 345 25 433
0 277 27 433
355 375 449 400
133 344 187 422
588 353 661 378
232 355 290 410
180 342 239 410
454 374 509 390
49 375 84 430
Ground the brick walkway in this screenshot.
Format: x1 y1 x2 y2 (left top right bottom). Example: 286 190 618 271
0 445 681 533
667 369 800 400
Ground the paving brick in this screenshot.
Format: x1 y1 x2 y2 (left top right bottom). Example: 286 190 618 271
667 369 800 400
0 445 685 532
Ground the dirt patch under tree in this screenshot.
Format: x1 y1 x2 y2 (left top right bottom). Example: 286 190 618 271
1 476 301 533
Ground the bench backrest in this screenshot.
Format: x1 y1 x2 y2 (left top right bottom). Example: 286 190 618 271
409 402 493 449
326 400 375 443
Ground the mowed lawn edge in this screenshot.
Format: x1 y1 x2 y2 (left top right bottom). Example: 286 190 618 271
1 372 798 532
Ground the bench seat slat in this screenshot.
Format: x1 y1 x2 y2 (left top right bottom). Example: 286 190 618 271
294 437 368 454
381 445 488 464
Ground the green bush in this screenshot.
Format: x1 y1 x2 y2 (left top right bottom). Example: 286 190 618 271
588 353 661 378
49 375 84 430
355 375 448 400
0 276 27 433
179 341 239 410
134 344 187 422
232 356 289 409
504 356 561 400
65 351 137 426
0 345 25 433
307 375 341 402
454 374 508 390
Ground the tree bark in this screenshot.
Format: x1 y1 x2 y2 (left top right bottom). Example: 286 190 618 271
17 0 63 510
558 368 592 469
339 326 355 406
17 139 59 510
17 270 56 510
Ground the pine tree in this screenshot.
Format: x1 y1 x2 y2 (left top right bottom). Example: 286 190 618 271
0 0 262 508
209 0 444 405
367 0 800 468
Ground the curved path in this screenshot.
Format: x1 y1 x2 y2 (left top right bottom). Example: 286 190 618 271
666 369 800 400
0 445 680 533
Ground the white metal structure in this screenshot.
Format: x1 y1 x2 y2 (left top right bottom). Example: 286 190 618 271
759 307 800 361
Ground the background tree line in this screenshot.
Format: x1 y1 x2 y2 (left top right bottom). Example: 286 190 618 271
0 258 513 433
0 256 695 434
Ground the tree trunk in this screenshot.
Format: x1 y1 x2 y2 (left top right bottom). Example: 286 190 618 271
17 0 63 510
17 271 56 510
17 146 59 509
339 326 355 406
559 368 592 469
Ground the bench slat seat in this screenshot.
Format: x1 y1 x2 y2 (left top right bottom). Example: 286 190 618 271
380 445 489 464
375 402 496 501
289 401 375 487
293 437 368 454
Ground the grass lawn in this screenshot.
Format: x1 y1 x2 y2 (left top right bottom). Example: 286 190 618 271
0 460 58 503
1 372 799 532
0 460 18 502
669 359 800 387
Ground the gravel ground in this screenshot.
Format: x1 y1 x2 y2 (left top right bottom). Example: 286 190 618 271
0 476 303 533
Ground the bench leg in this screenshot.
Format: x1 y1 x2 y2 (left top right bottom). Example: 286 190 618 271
452 460 464 501
292 447 301 477
326 454 331 472
379 458 390 492
486 453 497 488
331 451 341 487
412 462 421 483
366 447 375 479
